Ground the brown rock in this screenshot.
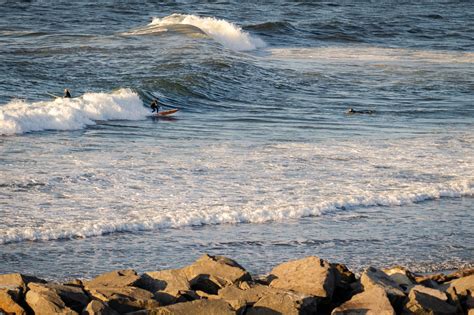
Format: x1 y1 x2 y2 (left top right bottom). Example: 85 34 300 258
0 287 26 315
246 290 318 315
81 300 119 315
404 289 457 315
445 274 474 301
410 285 448 302
331 286 395 315
139 269 191 305
360 267 406 310
86 286 160 313
84 270 141 288
152 299 235 315
269 256 336 299
139 270 190 293
414 268 474 285
25 283 78 315
216 282 317 312
217 283 276 310
0 273 45 292
29 283 89 312
181 255 251 291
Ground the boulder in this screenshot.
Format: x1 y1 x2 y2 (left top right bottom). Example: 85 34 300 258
246 290 318 315
27 283 89 312
181 255 251 291
0 273 45 292
138 269 191 305
269 256 336 299
217 282 276 310
331 263 357 304
383 266 416 291
445 274 474 301
152 299 235 315
0 286 26 315
404 289 457 315
84 270 141 288
410 285 448 302
217 282 317 313
360 267 406 310
26 283 78 315
86 286 160 313
414 268 474 285
82 300 119 315
331 286 395 315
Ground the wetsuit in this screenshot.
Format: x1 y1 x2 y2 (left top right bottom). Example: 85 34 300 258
64 90 71 98
151 100 159 113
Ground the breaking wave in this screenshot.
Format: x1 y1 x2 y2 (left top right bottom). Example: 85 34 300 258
125 14 266 51
1 180 472 245
0 89 148 135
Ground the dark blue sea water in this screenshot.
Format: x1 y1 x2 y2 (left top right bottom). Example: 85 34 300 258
0 1 473 279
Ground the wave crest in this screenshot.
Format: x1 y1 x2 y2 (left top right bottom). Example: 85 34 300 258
0 89 148 135
126 14 266 51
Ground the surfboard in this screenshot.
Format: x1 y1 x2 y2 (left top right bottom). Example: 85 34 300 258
46 92 61 99
155 108 179 116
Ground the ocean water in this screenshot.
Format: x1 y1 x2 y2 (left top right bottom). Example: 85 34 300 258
0 1 473 280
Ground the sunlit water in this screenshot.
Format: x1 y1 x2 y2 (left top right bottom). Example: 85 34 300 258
1 1 473 279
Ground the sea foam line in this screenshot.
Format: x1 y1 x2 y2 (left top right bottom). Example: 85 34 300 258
0 89 148 135
1 180 472 245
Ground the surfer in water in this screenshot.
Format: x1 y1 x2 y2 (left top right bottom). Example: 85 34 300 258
64 89 72 98
347 108 375 115
150 99 161 113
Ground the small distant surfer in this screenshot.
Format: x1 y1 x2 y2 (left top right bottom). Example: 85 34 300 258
64 89 71 98
346 108 375 115
150 99 160 113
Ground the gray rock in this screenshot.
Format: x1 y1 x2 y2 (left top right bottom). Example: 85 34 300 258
331 286 395 315
269 256 336 299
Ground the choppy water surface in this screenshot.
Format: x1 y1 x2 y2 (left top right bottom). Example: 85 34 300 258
1 1 473 279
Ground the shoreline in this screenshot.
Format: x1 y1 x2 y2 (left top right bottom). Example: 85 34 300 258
1 254 472 314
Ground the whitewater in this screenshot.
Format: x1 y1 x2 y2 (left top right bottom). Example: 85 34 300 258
0 89 147 135
1 2 473 278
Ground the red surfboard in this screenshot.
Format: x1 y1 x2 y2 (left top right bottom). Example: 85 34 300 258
155 108 179 116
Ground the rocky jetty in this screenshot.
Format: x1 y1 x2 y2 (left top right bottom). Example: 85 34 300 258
0 254 472 314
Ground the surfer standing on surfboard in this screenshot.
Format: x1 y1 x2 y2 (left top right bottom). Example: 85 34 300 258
150 99 160 113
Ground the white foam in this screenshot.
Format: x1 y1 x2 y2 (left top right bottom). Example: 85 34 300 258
0 179 472 245
129 14 266 51
0 89 148 135
1 133 473 245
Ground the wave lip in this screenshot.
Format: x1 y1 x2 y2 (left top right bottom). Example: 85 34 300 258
0 89 148 135
128 13 266 51
1 180 471 245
